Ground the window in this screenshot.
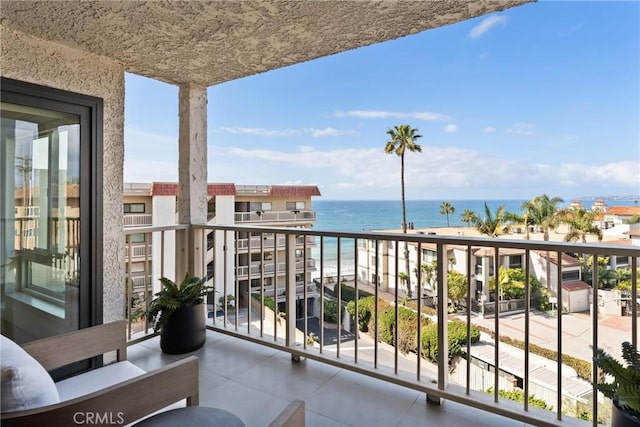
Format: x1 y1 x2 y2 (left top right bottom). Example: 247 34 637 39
616 256 629 266
250 202 271 211
286 201 305 210
123 203 145 213
1 77 103 349
129 233 146 244
509 255 523 269
562 270 580 282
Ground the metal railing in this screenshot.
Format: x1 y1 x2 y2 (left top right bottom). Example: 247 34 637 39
234 210 316 223
124 223 639 427
123 214 153 227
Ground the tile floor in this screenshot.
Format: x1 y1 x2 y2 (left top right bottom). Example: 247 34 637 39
127 330 541 427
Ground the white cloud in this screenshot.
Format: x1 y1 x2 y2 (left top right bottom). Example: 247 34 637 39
443 124 459 133
336 110 452 122
504 122 536 136
468 15 509 39
207 144 640 200
220 127 300 137
483 127 497 133
310 127 356 138
219 126 354 138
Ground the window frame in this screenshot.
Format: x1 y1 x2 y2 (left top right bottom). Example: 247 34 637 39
1 77 103 332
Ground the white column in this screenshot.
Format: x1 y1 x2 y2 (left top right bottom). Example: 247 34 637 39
176 84 207 279
152 195 177 292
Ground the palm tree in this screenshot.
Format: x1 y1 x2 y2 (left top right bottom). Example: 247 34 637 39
385 124 422 298
475 203 510 238
521 194 564 291
461 209 478 227
440 201 455 227
521 194 564 241
562 208 603 243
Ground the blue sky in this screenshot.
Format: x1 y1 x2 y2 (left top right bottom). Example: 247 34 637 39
124 1 639 201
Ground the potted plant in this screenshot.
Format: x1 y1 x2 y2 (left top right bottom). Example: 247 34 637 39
594 341 640 426
148 274 209 354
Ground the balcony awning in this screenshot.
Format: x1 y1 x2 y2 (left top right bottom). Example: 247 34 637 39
1 0 532 86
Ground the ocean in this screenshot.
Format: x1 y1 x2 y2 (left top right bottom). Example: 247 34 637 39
310 198 638 276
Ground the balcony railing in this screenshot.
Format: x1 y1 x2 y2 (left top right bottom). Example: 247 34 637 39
123 214 153 228
125 243 152 259
236 234 315 250
234 210 316 223
124 223 639 427
235 258 316 277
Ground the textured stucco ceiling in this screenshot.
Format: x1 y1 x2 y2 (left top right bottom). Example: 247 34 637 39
1 0 533 87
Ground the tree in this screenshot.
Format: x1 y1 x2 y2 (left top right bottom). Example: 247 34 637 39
522 194 564 289
385 124 422 298
447 271 468 309
521 194 564 241
440 201 455 227
562 208 603 243
461 209 478 227
414 260 437 301
475 203 510 238
489 267 541 300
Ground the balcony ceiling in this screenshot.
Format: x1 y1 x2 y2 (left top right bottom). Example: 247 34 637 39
1 0 532 87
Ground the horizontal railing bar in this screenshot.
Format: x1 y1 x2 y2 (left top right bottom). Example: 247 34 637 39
124 223 190 235
193 224 639 256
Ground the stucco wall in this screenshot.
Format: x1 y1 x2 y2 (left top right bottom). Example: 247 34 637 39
1 26 126 323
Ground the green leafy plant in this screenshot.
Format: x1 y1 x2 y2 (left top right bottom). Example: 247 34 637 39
594 341 640 418
148 274 209 332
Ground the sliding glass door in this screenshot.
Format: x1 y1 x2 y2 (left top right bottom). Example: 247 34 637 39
1 78 102 347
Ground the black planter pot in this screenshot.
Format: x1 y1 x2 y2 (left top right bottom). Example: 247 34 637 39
612 403 640 427
160 303 206 354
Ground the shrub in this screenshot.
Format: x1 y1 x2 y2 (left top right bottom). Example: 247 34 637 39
346 296 389 332
377 305 431 354
421 320 479 364
252 293 276 312
486 387 550 410
324 299 338 323
335 282 372 303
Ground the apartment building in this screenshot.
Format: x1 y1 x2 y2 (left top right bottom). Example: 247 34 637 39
123 182 320 319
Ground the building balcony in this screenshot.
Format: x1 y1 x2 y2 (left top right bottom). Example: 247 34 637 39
125 223 639 427
236 234 315 251
127 329 538 427
236 258 316 278
234 210 316 224
123 213 153 228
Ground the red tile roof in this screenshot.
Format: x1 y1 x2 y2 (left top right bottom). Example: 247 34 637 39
150 182 237 196
150 182 178 196
605 206 640 216
207 183 236 196
561 281 591 291
269 186 321 197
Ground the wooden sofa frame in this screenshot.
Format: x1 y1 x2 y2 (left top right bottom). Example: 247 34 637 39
1 321 199 427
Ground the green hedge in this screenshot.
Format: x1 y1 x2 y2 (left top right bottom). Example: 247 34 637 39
377 305 430 354
252 293 276 312
335 283 372 303
486 387 550 410
324 299 338 323
421 320 480 364
346 296 390 332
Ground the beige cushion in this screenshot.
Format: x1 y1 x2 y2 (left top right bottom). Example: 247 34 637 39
55 361 145 402
0 334 60 412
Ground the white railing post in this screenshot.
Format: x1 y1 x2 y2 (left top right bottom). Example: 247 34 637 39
286 234 298 354
429 242 449 404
